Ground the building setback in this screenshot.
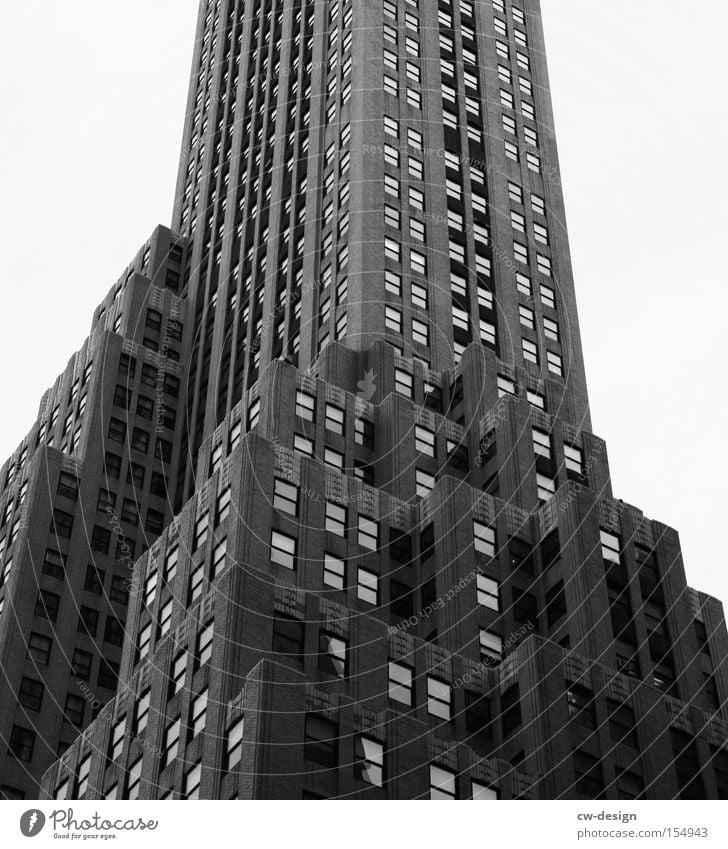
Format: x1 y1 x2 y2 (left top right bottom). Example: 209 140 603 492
0 0 725 800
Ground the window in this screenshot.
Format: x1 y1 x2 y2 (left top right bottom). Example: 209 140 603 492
183 763 201 800
522 338 538 364
224 717 244 772
573 750 604 798
42 548 65 580
64 693 85 726
480 630 503 664
325 501 346 536
72 648 93 681
320 553 345 590
565 445 583 478
18 677 44 712
601 530 621 564
546 350 563 376
532 428 551 458
272 612 305 661
412 318 429 346
190 689 208 738
566 681 596 729
216 487 231 524
385 306 402 333
325 404 345 436
355 736 384 787
477 575 499 611
9 726 35 762
358 515 378 550
271 529 296 570
27 632 51 665
57 472 79 501
415 425 435 457
528 390 546 410
304 714 338 768
357 568 378 605
51 509 74 539
474 522 496 557
109 717 126 762
608 700 639 749
430 765 456 800
273 479 298 516
472 782 498 800
537 473 556 501
36 590 60 622
193 512 209 550
388 661 413 706
395 368 413 397
415 469 435 497
296 390 315 421
319 632 347 678
161 718 181 770
195 622 214 668
427 678 452 720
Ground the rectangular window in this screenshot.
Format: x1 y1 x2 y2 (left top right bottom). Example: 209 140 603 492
480 630 503 664
325 501 347 536
427 678 452 720
355 736 384 787
358 515 378 550
430 765 456 800
270 529 296 570
318 632 347 678
273 479 298 516
304 714 338 768
415 425 435 457
225 717 244 772
532 428 552 458
296 390 315 421
474 522 496 557
323 553 345 590
522 338 538 364
388 661 413 705
546 351 563 376
357 568 378 605
477 575 499 611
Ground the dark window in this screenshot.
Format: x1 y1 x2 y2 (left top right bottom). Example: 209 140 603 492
573 750 604 798
78 606 99 637
127 463 145 490
113 385 132 409
671 729 705 799
72 649 93 681
104 616 125 646
146 309 163 331
512 588 538 629
156 439 173 463
27 633 51 665
50 509 74 539
163 375 180 398
272 613 305 661
136 396 154 420
35 590 60 622
607 699 638 749
131 428 149 453
540 529 560 570
104 452 122 478
150 473 168 498
8 726 35 762
141 363 157 387
304 714 338 768
57 472 79 501
18 677 44 711
501 684 522 738
121 499 138 526
146 509 165 535
91 525 111 554
509 537 534 574
545 581 567 627
389 529 412 564
42 549 66 580
108 418 127 444
84 564 104 595
118 353 136 378
390 579 414 620
420 523 435 561
615 767 644 800
98 659 119 690
110 575 128 604
64 694 85 726
566 681 596 729
464 691 492 742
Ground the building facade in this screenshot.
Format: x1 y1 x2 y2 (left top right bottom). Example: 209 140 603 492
0 0 725 800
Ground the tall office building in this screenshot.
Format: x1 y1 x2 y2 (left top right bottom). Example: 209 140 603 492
1 0 725 800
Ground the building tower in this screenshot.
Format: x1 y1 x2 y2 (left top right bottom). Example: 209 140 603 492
1 0 725 800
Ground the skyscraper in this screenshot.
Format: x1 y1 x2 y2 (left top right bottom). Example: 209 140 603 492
0 0 725 800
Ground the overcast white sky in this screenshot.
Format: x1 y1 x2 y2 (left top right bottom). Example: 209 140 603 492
0 1 726 604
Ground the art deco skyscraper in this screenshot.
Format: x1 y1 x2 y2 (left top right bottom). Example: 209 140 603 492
2 0 726 801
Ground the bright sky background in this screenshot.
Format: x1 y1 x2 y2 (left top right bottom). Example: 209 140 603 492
0 2 725 604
